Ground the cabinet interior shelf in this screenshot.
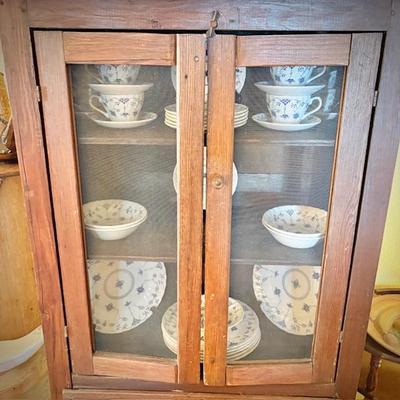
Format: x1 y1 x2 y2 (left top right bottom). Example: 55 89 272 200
76 112 337 148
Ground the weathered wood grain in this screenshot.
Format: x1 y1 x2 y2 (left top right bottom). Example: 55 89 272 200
93 352 177 383
63 32 175 65
27 0 391 31
0 2 71 398
203 35 236 386
237 35 351 67
34 31 94 375
336 2 400 397
176 34 206 384
312 33 382 382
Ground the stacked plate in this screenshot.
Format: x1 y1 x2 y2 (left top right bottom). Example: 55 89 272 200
88 260 166 334
162 297 261 362
83 199 147 241
262 205 327 249
164 103 249 130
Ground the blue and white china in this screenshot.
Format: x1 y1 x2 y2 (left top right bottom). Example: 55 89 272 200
252 113 321 132
271 66 326 86
262 205 327 249
162 299 260 361
266 94 322 124
83 199 147 241
86 111 157 129
87 64 140 84
89 93 144 121
253 264 321 336
254 82 324 96
88 260 166 334
88 83 153 95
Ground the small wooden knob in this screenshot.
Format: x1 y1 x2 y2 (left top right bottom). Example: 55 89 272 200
211 174 224 189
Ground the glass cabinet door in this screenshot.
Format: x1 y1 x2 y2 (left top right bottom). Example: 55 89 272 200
204 34 382 386
35 32 205 384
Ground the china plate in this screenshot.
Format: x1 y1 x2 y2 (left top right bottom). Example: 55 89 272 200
172 158 238 209
88 260 166 334
86 112 157 129
254 81 324 96
89 82 153 95
253 264 321 336
162 300 260 351
368 295 400 356
252 113 321 132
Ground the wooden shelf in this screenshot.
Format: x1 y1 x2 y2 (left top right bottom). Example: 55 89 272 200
76 112 337 148
230 206 323 266
76 112 177 146
234 117 338 147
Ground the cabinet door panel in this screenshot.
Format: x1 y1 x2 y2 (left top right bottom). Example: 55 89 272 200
204 33 382 386
35 31 205 384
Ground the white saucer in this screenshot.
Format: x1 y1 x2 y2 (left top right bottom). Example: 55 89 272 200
254 81 324 96
86 112 157 129
89 82 153 95
252 113 321 132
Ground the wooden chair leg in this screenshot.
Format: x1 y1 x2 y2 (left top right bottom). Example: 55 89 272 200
361 353 382 399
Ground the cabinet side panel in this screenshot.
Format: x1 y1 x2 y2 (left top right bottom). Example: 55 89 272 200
0 2 71 399
336 1 400 397
312 33 382 382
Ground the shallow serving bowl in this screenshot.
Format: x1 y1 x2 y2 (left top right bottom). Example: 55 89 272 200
262 205 327 249
83 199 147 240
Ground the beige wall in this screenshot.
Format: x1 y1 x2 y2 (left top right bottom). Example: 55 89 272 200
375 147 400 288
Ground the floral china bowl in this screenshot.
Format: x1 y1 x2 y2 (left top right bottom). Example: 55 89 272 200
262 205 327 249
83 199 147 240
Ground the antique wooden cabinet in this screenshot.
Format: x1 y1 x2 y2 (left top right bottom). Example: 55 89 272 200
1 1 399 400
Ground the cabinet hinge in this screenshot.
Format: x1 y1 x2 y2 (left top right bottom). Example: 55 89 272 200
64 325 68 338
35 85 42 102
372 90 379 107
339 330 344 343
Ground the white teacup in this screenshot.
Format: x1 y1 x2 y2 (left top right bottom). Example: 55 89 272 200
89 94 144 121
271 66 326 86
86 64 140 84
266 94 322 124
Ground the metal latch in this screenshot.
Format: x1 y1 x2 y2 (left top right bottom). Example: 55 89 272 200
206 10 220 38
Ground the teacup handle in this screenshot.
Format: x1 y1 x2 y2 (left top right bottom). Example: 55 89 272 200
303 96 322 120
307 66 327 84
85 65 103 83
89 95 108 118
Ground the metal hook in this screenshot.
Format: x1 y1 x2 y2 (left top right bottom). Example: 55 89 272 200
206 10 220 38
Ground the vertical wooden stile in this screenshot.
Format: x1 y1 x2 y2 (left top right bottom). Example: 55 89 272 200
34 31 94 375
176 34 206 384
203 35 236 386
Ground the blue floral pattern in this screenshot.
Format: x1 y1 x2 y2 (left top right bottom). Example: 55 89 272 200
95 64 140 84
87 259 166 334
253 264 321 336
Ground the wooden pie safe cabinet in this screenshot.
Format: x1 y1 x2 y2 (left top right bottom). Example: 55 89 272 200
1 2 399 400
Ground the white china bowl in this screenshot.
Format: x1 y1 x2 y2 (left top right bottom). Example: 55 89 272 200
83 199 147 241
262 205 327 249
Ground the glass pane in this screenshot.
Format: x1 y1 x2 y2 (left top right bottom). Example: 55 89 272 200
228 65 344 362
70 64 179 358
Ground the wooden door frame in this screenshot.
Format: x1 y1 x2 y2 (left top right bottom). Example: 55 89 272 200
203 32 382 387
1 1 399 398
33 30 205 385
